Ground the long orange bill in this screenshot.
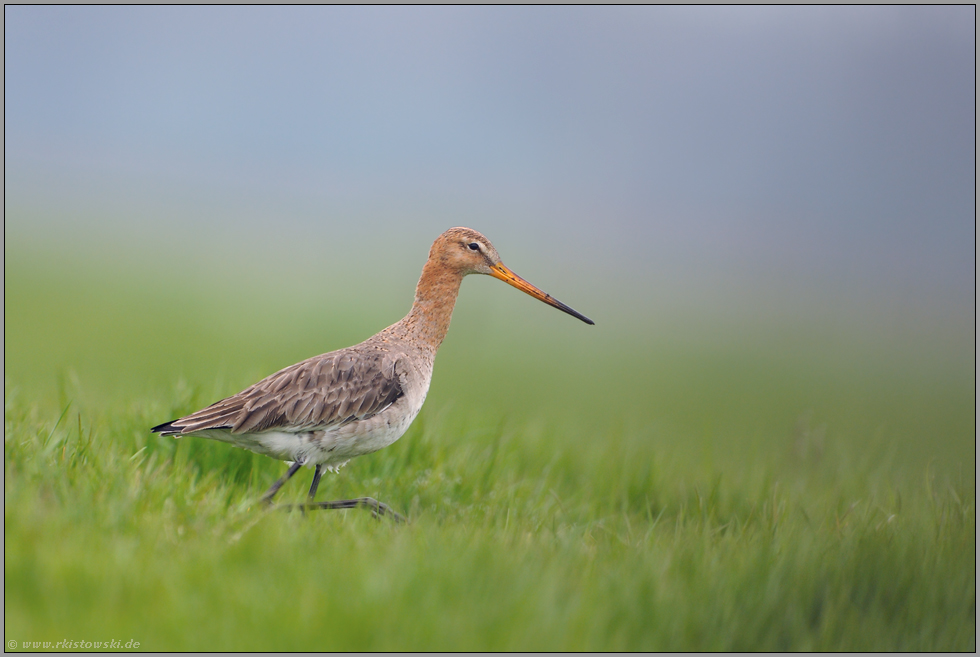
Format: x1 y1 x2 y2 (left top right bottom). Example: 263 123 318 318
489 263 595 325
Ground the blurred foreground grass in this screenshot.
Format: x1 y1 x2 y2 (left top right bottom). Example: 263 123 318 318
4 243 975 650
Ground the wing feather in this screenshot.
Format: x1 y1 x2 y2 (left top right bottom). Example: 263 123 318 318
154 347 404 436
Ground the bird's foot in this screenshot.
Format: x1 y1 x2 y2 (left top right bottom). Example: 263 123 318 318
278 497 406 523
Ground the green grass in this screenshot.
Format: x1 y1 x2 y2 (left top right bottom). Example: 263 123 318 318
4 245 975 651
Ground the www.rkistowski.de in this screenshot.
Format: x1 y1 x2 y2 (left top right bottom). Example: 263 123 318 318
8 639 141 650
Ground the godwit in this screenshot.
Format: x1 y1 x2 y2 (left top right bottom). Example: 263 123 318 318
152 227 593 520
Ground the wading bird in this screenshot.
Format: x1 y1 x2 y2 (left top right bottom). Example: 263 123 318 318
152 227 593 520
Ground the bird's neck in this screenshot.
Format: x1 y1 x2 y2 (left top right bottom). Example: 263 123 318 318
391 257 464 353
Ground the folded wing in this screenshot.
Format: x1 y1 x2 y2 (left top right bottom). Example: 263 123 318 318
152 348 403 436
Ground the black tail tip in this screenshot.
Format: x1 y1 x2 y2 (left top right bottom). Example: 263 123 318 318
151 420 180 435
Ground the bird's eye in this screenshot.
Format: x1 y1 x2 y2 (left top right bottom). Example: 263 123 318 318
468 242 481 251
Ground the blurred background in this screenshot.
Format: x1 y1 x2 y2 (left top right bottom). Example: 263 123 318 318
5 6 975 475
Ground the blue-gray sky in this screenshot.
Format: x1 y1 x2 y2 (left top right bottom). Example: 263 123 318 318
5 6 975 322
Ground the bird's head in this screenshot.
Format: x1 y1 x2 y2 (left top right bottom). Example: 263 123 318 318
429 227 594 325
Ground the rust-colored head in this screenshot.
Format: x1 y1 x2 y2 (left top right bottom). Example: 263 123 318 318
430 227 594 325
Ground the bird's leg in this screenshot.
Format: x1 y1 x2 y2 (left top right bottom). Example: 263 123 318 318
273 462 404 522
260 460 305 505
307 464 323 500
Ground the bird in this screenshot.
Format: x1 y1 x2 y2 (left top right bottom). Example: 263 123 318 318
152 227 593 520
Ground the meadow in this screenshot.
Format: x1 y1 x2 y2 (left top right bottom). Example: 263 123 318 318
4 237 975 651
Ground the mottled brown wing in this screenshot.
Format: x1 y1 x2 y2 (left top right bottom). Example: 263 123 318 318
156 348 402 435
